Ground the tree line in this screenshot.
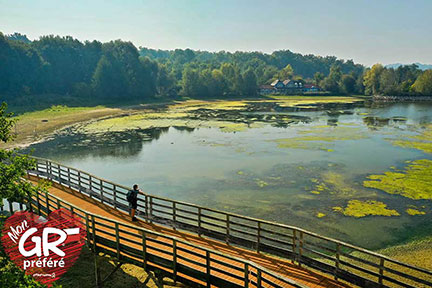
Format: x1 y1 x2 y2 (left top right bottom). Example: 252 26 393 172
363 64 432 96
1 32 432 108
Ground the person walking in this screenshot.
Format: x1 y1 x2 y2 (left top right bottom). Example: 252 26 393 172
127 184 142 221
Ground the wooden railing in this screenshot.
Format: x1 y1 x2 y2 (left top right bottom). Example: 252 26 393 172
27 156 432 288
23 178 305 288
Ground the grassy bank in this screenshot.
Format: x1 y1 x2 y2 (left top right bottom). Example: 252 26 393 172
1 105 127 149
377 235 432 270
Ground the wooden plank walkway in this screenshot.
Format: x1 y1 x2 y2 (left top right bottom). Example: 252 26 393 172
28 177 351 288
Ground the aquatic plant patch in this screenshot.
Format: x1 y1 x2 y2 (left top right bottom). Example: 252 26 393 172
363 159 432 200
389 124 432 154
333 200 400 217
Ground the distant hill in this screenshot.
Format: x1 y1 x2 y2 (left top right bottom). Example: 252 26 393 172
386 62 432 71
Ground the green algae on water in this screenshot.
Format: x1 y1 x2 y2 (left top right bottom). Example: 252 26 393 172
309 172 357 197
406 208 426 216
391 140 432 154
390 124 432 154
269 125 367 151
255 179 269 188
333 200 400 218
363 159 432 200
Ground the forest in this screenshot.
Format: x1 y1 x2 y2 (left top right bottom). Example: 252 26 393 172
1 32 432 108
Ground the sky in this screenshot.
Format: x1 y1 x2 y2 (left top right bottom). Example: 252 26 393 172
1 0 431 66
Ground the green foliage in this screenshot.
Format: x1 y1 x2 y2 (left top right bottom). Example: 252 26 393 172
363 64 384 95
0 241 48 288
321 65 343 94
0 102 15 142
180 63 257 98
1 31 430 106
273 64 294 81
314 72 325 85
141 47 364 80
0 103 41 203
363 63 424 96
413 70 432 95
340 74 356 94
0 33 163 106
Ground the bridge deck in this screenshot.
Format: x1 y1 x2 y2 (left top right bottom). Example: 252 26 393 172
29 177 351 288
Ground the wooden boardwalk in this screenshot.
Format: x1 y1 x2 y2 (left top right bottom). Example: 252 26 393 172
22 157 432 288
28 176 350 288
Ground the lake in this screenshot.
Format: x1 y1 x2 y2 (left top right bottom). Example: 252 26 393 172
23 99 432 250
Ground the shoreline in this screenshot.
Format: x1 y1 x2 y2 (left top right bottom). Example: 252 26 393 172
373 95 432 101
3 95 364 149
1 106 130 150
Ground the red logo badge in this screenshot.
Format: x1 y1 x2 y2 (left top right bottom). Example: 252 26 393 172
1 209 86 287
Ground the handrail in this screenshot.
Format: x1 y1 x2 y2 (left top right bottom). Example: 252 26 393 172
24 182 305 288
26 156 432 288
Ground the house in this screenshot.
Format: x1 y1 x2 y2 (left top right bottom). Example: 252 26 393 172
259 85 276 95
303 84 320 92
270 79 303 90
260 79 308 95
283 79 303 89
270 79 285 89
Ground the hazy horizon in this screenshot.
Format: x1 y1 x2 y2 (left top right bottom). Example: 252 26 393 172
1 0 432 67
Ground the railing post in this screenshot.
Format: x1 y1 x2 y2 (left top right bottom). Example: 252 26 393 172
45 192 50 214
85 213 91 248
292 230 297 263
78 171 81 190
57 199 61 209
144 195 149 222
257 222 261 253
378 258 385 285
57 164 61 183
299 231 304 267
89 175 93 197
115 223 121 260
335 243 341 280
92 219 101 288
226 214 230 244
100 179 104 204
67 168 71 188
149 196 153 223
172 202 176 230
244 263 249 288
91 215 97 252
173 239 177 283
8 200 13 214
206 251 211 288
142 232 147 271
113 185 117 209
46 160 50 180
257 269 262 287
36 191 41 215
198 207 202 236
